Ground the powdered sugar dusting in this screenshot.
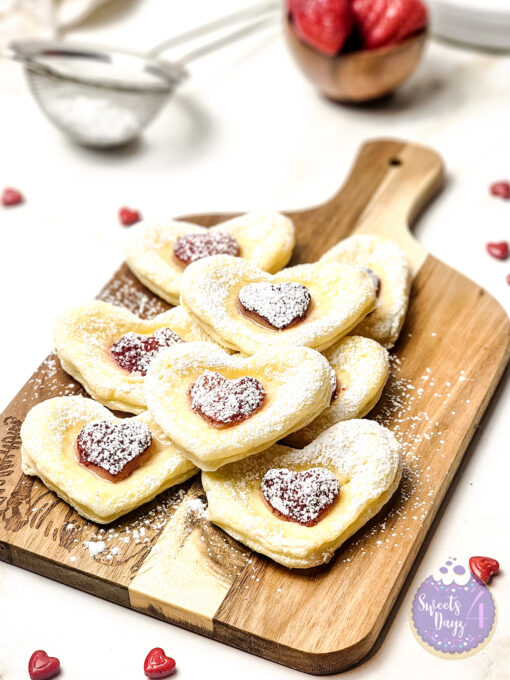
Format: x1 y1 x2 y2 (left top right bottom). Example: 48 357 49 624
329 368 338 401
181 256 374 354
22 354 84 408
83 539 106 558
239 281 311 330
187 496 207 519
325 351 472 570
359 266 381 296
203 419 401 567
125 212 295 306
98 273 169 319
21 396 197 526
111 327 183 376
189 371 265 425
261 468 339 526
145 342 333 465
174 231 240 264
285 336 389 447
320 234 410 349
77 420 152 476
53 300 214 413
71 486 189 565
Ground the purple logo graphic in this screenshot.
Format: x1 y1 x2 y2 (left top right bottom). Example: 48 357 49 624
410 557 497 657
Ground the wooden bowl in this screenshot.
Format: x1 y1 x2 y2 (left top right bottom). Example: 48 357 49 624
284 19 428 103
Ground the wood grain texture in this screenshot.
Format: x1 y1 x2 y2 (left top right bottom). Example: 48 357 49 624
130 479 248 633
0 140 508 674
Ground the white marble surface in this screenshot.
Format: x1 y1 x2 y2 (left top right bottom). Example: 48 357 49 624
0 1 509 678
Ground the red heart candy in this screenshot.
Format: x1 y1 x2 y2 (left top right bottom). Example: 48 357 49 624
469 556 500 585
486 241 509 260
490 181 510 199
144 648 176 678
119 206 141 226
28 650 60 680
2 187 24 206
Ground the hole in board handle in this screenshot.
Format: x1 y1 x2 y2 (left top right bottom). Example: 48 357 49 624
389 158 402 167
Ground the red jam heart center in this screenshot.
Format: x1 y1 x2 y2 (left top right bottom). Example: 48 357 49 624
330 368 339 403
238 281 311 330
189 371 265 426
28 650 60 680
111 328 183 376
469 555 500 584
77 420 152 482
144 647 176 679
173 231 240 265
261 467 339 526
359 266 381 297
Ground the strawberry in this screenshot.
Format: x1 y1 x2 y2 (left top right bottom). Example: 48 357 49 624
352 0 428 50
291 0 353 56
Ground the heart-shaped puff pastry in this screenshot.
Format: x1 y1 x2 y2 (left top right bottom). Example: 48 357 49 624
145 342 334 471
320 234 411 349
54 301 217 414
21 396 197 524
180 255 376 354
202 419 401 568
285 335 389 447
125 212 295 305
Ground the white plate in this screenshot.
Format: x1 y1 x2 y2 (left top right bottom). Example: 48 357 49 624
429 0 510 50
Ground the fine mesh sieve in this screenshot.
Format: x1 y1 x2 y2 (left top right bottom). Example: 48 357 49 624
5 2 279 148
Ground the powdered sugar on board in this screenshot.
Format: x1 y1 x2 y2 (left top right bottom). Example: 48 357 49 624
21 354 85 409
97 268 170 319
83 539 106 557
58 486 191 566
331 348 475 569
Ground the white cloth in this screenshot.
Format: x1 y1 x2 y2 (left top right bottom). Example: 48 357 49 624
0 0 112 46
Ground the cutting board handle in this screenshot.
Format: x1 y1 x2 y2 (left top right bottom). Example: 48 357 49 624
309 139 445 275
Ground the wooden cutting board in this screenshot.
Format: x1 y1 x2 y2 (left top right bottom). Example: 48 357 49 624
1 140 509 674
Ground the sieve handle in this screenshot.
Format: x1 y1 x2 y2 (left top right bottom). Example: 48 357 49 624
147 1 280 63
